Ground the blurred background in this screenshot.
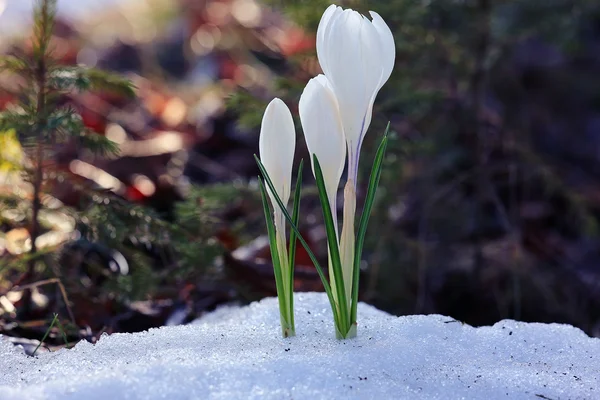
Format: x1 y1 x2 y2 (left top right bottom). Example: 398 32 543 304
1 0 600 352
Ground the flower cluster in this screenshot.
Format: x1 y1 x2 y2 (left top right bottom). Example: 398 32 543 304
257 4 395 339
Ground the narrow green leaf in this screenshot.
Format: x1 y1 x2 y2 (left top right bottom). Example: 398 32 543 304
312 155 349 334
288 159 304 331
55 318 70 349
351 123 390 322
288 160 303 270
258 177 287 328
254 155 340 324
33 312 59 356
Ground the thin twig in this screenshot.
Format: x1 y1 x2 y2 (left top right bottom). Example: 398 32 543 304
10 278 77 328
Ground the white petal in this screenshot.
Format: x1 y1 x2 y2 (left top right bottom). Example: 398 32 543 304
370 11 395 89
259 98 296 205
316 4 341 76
314 73 334 93
314 5 396 183
361 15 384 90
325 10 369 148
299 75 346 207
358 15 384 130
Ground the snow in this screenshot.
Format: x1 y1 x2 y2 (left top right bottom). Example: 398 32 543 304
0 292 599 399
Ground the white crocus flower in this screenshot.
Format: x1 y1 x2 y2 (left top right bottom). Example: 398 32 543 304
299 74 346 236
317 4 395 312
316 4 395 183
259 98 296 337
299 74 346 306
259 98 296 211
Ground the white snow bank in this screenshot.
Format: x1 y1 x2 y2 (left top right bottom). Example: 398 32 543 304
0 292 598 399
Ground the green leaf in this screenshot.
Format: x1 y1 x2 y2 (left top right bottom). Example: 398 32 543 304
288 160 304 271
351 123 389 323
257 177 287 331
254 154 340 325
287 159 304 332
312 154 349 334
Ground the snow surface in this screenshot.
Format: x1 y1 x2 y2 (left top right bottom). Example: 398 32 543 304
0 292 599 399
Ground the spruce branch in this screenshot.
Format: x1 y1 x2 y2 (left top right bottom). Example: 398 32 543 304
0 55 32 76
76 130 120 157
48 67 136 97
32 0 57 61
83 68 136 97
0 110 36 138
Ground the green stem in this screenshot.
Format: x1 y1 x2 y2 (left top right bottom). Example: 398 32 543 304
275 218 294 337
340 180 356 312
287 160 303 334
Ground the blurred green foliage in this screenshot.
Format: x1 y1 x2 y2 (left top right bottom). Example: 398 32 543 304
0 0 228 323
0 0 161 309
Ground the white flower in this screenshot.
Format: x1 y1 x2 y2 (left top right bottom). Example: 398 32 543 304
258 98 297 338
299 74 346 225
316 4 395 181
259 98 296 207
